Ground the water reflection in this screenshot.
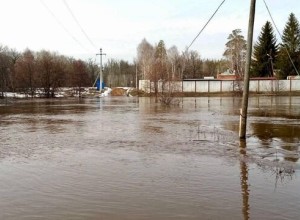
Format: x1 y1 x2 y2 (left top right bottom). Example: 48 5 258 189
256 155 296 189
282 145 300 162
249 98 300 164
239 140 250 220
0 98 93 115
213 95 300 165
1 96 300 220
251 123 300 141
249 96 300 119
238 138 297 220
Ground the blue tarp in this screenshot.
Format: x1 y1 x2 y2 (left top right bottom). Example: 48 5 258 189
96 80 105 91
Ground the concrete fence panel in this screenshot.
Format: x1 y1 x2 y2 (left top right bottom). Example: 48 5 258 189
139 80 150 93
139 79 300 94
173 81 183 92
221 81 234 92
258 80 272 92
196 81 208 92
279 80 290 92
209 81 221 92
249 80 259 92
291 80 300 91
183 81 195 92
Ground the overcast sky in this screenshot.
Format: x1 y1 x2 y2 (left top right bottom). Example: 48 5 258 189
0 0 299 62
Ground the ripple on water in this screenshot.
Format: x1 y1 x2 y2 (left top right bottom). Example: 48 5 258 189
0 96 300 220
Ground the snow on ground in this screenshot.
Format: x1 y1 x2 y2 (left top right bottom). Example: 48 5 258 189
101 87 112 97
2 87 112 98
4 92 27 98
1 87 139 99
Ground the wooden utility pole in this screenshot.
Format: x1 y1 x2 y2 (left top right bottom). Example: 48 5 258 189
96 48 106 91
239 0 256 139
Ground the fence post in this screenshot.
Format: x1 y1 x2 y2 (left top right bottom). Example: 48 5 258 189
271 79 273 93
220 80 222 93
233 80 234 92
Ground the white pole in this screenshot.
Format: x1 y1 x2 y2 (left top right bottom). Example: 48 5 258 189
96 48 106 92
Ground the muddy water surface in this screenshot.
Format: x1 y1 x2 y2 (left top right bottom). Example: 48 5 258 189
0 96 299 220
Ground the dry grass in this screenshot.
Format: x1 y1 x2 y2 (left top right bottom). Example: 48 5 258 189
111 88 127 96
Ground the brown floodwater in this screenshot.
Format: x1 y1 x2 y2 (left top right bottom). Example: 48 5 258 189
0 96 299 220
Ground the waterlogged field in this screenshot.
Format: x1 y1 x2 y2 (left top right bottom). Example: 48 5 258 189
0 96 299 220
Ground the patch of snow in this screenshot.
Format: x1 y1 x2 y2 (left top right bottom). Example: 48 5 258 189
101 87 112 97
4 92 27 98
2 87 115 98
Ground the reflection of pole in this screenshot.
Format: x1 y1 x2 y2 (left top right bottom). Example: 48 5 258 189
239 140 250 220
239 0 256 139
96 48 106 91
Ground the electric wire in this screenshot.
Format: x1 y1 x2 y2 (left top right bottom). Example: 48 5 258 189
40 0 91 53
187 0 226 50
62 0 98 50
263 0 299 75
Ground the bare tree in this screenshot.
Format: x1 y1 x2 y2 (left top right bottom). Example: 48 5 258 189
153 40 181 105
103 59 135 88
8 48 20 92
182 49 203 79
0 45 14 98
86 58 99 86
137 38 154 80
167 45 181 79
14 49 37 97
71 59 90 96
36 51 66 98
202 59 220 77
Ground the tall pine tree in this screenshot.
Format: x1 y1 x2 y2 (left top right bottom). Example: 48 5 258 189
223 29 247 77
277 13 300 79
251 21 278 77
154 40 167 80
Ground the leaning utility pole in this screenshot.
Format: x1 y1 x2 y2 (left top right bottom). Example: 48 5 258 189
96 48 106 91
239 0 256 139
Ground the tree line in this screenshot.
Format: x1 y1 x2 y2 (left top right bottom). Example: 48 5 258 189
224 13 300 79
135 38 225 82
1 12 299 98
102 39 225 89
0 47 99 98
129 12 300 88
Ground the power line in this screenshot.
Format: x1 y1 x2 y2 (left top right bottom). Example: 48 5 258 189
40 0 91 53
187 0 226 50
263 0 299 75
62 0 98 50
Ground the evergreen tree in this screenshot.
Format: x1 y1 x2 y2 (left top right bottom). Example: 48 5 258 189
251 21 278 77
153 40 168 100
154 40 167 80
277 13 300 79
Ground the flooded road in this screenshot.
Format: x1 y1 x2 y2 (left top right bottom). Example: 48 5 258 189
0 96 299 220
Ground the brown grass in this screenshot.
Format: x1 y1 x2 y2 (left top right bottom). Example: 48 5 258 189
111 88 127 96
